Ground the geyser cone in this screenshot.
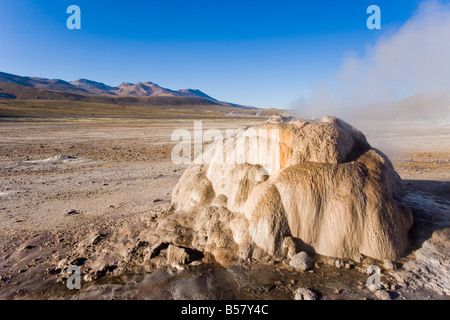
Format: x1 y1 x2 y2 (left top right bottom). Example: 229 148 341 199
171 116 413 262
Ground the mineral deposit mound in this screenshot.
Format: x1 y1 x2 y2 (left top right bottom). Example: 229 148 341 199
171 116 413 264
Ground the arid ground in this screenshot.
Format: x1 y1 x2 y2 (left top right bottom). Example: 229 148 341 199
0 117 448 300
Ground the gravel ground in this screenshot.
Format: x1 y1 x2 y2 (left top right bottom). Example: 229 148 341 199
0 119 448 300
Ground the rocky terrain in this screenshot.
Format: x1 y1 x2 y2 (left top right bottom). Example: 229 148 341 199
0 117 448 300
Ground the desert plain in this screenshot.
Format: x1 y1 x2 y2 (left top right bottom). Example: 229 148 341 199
0 116 448 300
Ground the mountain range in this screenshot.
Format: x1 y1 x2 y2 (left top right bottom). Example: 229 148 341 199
0 71 270 119
0 71 248 108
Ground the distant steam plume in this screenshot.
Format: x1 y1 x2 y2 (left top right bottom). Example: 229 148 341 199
293 0 450 118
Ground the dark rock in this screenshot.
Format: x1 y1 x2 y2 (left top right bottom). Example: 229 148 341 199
149 242 170 259
70 257 87 266
46 267 62 275
92 265 117 280
91 233 107 245
21 245 36 252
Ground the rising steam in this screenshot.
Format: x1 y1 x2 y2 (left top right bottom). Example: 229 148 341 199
293 0 450 118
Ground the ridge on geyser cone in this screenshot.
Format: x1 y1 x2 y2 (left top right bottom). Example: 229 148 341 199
170 116 413 263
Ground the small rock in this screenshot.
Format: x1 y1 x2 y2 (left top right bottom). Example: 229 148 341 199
251 247 266 261
57 277 67 284
289 252 313 271
294 288 318 300
334 288 343 294
21 245 36 252
70 257 87 266
282 236 297 259
335 259 345 269
136 240 149 247
383 260 397 271
325 257 336 266
152 199 163 203
375 289 392 300
353 254 364 263
167 244 190 266
67 209 80 216
91 233 107 245
46 267 61 275
91 265 117 280
83 273 94 282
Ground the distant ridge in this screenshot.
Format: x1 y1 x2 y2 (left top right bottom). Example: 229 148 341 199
0 71 253 109
69 79 117 95
0 71 88 95
178 89 217 100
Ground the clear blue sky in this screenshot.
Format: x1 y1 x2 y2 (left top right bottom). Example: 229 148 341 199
0 0 429 108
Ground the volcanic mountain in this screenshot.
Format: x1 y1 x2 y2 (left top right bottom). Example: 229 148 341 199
69 79 118 95
0 71 236 106
0 71 263 118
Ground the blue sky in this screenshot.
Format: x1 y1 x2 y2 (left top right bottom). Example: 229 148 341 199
0 0 434 108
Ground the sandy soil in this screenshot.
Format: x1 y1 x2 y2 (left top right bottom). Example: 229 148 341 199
0 118 448 300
